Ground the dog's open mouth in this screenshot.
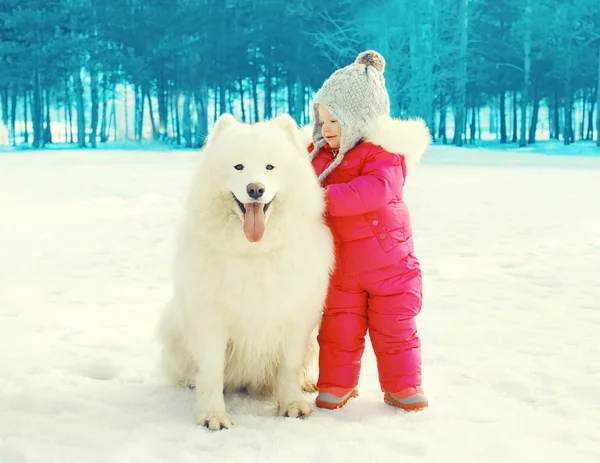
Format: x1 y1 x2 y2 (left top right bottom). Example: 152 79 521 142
233 196 271 215
232 194 273 243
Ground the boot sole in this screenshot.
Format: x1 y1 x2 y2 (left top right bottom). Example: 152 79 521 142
315 389 359 410
384 392 428 411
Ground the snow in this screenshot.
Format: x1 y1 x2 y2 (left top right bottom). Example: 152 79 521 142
1 146 599 463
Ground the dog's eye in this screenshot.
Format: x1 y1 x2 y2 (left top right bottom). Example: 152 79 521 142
234 164 244 170
266 164 275 170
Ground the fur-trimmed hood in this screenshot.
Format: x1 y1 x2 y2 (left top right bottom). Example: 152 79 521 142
302 114 431 170
363 115 431 169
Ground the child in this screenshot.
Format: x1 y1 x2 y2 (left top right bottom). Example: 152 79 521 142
308 50 431 411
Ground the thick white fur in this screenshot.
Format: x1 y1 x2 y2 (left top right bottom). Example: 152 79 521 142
363 115 431 170
302 114 432 168
157 114 334 430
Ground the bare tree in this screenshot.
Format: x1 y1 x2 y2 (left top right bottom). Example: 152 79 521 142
453 0 469 146
519 0 532 147
596 43 600 146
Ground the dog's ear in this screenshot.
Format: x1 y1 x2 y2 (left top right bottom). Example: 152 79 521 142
272 114 310 151
202 113 238 149
212 113 237 136
273 113 298 135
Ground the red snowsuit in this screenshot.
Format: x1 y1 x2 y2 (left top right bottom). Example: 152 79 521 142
310 117 429 392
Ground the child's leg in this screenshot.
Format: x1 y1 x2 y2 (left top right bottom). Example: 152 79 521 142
361 254 423 394
317 270 368 392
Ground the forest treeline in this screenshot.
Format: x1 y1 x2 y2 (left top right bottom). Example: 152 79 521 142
0 0 599 149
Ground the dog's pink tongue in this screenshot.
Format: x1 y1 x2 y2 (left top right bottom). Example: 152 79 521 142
243 203 265 242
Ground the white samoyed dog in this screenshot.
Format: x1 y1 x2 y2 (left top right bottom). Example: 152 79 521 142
157 113 334 430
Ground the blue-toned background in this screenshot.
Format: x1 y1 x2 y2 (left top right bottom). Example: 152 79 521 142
0 0 599 150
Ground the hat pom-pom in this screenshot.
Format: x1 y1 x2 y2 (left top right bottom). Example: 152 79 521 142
355 50 385 74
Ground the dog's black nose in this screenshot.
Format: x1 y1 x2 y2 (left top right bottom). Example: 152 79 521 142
247 183 265 200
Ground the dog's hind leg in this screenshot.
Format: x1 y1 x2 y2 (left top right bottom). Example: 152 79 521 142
160 338 197 388
157 301 197 388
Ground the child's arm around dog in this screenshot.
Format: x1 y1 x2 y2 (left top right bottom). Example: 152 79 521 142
325 145 404 217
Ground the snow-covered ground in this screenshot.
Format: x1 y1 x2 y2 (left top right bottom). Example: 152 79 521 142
0 146 599 463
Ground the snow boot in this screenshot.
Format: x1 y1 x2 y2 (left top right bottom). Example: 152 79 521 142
315 387 358 410
384 386 428 411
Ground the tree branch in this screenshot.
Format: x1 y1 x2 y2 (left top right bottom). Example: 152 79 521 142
495 62 524 73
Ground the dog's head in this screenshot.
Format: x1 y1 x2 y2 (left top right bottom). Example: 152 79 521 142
190 114 320 244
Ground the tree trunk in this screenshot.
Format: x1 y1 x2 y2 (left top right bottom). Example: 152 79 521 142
182 92 192 148
469 104 476 144
137 85 146 141
74 71 86 148
287 79 296 124
212 89 218 123
301 85 309 125
422 14 435 131
489 98 497 138
0 86 8 133
44 88 52 145
499 90 508 144
430 112 437 143
64 80 69 144
519 0 531 148
528 85 540 144
564 53 573 145
139 84 146 140
499 91 507 143
511 91 518 143
227 89 235 115
251 76 259 123
452 108 463 146
294 81 306 125
239 78 247 123
438 103 447 144
146 85 158 140
409 5 435 126
194 88 209 148
134 84 140 140
596 45 600 147
453 8 467 139
136 83 146 141
157 72 169 139
9 87 17 146
171 92 181 145
264 66 272 120
109 86 117 141
580 93 586 141
587 89 595 140
408 16 420 118
32 72 43 149
565 100 573 145
219 85 227 117
124 85 129 139
551 92 560 139
453 0 468 147
64 79 73 144
99 75 108 143
89 71 99 148
23 91 29 144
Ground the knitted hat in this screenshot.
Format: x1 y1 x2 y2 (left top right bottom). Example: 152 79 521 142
309 50 390 183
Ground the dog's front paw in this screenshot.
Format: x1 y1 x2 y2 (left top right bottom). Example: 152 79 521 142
279 399 312 419
301 376 318 393
196 410 234 430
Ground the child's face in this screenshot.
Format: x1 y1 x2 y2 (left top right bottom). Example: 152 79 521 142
318 104 341 149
